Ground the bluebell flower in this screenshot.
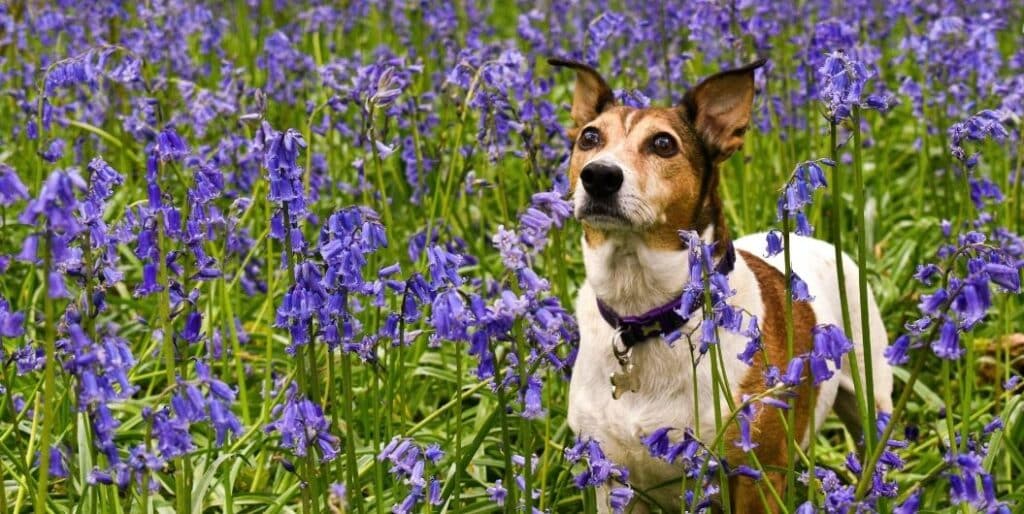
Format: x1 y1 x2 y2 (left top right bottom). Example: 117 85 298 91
931 319 962 360
486 479 507 506
893 491 920 514
953 278 991 329
730 465 762 480
845 453 863 475
430 289 468 341
379 435 445 510
765 230 783 257
154 127 189 162
795 501 816 514
608 487 634 513
14 343 45 375
983 262 1020 292
0 297 25 339
521 374 545 419
566 437 629 493
735 401 759 452
492 226 527 270
791 273 814 302
41 138 65 163
42 445 69 478
19 169 86 237
428 478 441 505
0 164 29 206
180 311 202 343
760 395 790 410
782 356 805 386
1005 375 1022 391
328 482 347 511
816 467 857 512
884 335 912 365
807 352 833 385
149 407 194 459
737 335 762 366
424 444 444 464
913 264 941 285
700 317 717 351
642 427 673 459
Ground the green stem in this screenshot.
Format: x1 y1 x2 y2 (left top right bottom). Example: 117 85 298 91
513 319 533 513
781 210 797 512
340 353 361 514
851 107 877 451
34 237 56 514
453 338 464 509
493 349 516 512
829 119 870 448
709 342 731 514
280 188 312 514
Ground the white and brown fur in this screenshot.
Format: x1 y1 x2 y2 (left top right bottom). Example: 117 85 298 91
550 58 894 512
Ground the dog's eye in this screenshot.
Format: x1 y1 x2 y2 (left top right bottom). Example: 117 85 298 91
578 127 602 151
651 133 678 157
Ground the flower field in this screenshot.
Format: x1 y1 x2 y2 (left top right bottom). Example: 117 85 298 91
1 1 1022 513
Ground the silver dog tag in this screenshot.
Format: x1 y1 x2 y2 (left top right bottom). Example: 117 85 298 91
610 343 638 399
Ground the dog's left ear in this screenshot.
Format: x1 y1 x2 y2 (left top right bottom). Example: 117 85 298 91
682 58 767 163
548 57 616 128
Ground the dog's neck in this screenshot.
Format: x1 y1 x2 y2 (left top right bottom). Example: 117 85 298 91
582 222 730 317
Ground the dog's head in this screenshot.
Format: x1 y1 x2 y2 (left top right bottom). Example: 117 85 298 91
550 57 765 249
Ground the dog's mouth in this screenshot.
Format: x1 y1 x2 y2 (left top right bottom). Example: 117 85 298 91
576 201 633 228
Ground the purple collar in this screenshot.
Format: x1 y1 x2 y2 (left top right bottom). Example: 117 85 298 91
596 242 736 348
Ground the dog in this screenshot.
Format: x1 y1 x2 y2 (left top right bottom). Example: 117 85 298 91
549 57 894 513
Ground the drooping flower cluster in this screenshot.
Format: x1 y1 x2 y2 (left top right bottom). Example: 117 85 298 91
775 159 832 238
378 436 444 513
670 230 760 356
640 427 730 512
564 438 633 514
256 122 308 260
892 228 1021 363
481 190 578 416
942 420 1011 512
265 386 339 462
947 109 1010 167
60 322 136 462
18 169 87 298
275 206 392 357
817 51 889 122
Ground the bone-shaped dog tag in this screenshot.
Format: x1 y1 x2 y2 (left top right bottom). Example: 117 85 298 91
610 362 639 399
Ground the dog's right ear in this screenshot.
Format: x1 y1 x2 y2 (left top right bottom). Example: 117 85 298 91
548 58 616 128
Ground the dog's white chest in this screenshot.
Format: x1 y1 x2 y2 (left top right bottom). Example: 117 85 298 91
567 283 752 497
566 241 766 502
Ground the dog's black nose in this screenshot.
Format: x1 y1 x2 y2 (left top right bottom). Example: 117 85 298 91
580 162 623 198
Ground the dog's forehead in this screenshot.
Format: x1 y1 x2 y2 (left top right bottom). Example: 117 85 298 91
592 106 689 138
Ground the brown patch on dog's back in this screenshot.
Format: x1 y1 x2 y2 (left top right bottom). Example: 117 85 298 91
724 250 818 513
